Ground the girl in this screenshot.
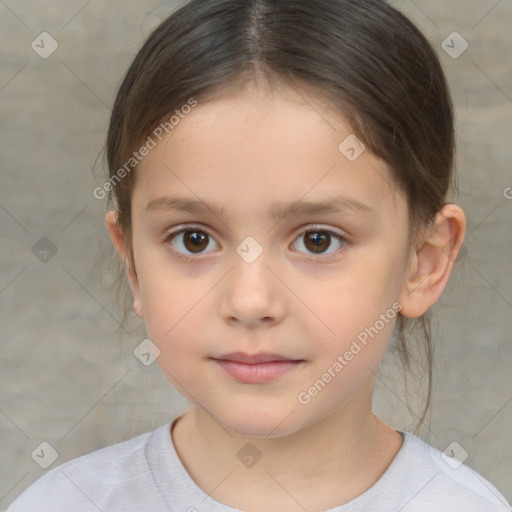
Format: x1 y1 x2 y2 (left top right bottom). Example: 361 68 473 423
8 0 511 510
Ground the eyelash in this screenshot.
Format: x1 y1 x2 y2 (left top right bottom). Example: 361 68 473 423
163 224 348 262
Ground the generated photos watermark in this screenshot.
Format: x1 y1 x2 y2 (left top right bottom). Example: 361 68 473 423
93 98 198 200
297 301 402 405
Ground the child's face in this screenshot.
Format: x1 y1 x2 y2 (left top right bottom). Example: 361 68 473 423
126 83 412 437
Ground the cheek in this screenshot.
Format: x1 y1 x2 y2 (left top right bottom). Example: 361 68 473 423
297 248 403 372
302 256 401 335
300 303 397 413
132 238 199 335
142 282 209 394
135 257 215 374
141 274 205 348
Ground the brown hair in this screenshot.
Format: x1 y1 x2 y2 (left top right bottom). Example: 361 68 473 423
105 0 455 430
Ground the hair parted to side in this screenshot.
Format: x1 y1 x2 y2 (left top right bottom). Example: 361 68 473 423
105 0 456 430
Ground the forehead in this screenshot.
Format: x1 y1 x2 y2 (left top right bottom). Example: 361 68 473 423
134 83 404 222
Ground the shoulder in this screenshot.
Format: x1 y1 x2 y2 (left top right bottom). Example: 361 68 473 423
396 432 511 511
6 422 170 512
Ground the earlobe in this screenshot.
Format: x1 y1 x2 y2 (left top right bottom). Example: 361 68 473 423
399 204 466 318
105 211 145 319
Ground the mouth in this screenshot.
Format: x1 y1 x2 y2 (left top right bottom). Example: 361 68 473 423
211 352 305 383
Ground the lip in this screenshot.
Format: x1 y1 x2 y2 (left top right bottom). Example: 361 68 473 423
211 352 304 383
214 352 299 364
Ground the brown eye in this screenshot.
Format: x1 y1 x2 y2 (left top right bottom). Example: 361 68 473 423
291 227 346 258
167 227 219 256
183 230 209 253
304 231 331 253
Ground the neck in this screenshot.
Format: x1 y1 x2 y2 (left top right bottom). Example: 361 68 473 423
171 383 403 511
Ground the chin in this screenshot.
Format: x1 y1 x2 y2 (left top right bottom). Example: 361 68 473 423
225 421 290 439
214 407 302 439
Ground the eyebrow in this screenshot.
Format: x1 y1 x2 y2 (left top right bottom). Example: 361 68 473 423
145 195 375 220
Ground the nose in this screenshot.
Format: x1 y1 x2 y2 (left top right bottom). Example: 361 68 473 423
218 250 287 329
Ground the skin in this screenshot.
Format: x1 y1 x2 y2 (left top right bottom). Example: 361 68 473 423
106 80 466 511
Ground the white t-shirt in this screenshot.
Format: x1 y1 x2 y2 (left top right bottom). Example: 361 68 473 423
6 417 511 512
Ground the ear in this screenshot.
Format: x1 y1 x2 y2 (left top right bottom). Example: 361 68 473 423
399 204 466 318
105 211 145 319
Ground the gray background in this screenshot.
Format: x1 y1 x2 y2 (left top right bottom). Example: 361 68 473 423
1 0 511 509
